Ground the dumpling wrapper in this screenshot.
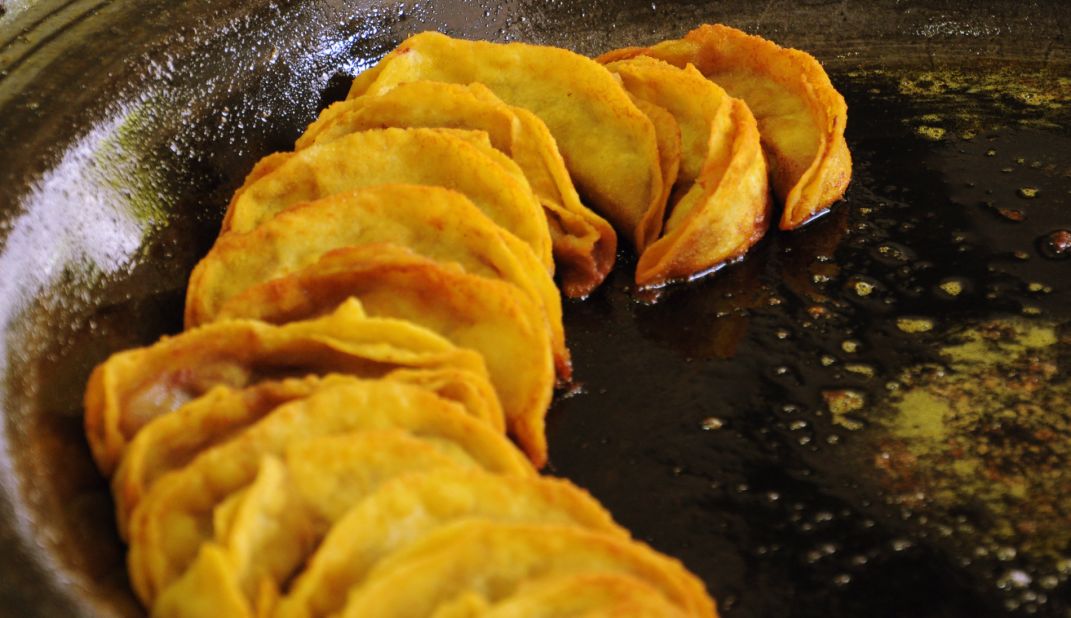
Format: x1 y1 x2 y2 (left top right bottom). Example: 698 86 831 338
128 379 533 605
299 82 616 298
605 56 771 287
153 433 472 618
187 185 570 380
348 31 666 249
598 23 850 230
215 243 555 467
426 574 688 618
608 57 729 186
153 545 252 618
481 573 690 617
219 127 554 271
275 468 627 618
339 520 716 618
84 299 491 476
630 96 682 249
113 367 501 537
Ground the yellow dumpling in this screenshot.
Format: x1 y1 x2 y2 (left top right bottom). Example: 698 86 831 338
604 56 771 287
599 23 851 229
127 379 534 606
338 520 716 617
153 544 252 618
153 433 471 618
186 185 570 380
112 367 502 537
630 95 682 252
299 82 616 297
215 243 555 467
483 573 689 617
276 468 627 618
348 32 665 249
220 127 554 270
84 299 492 476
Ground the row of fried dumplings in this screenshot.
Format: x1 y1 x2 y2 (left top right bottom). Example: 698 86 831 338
84 24 850 617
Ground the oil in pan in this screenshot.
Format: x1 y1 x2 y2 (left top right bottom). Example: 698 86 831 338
549 62 1071 617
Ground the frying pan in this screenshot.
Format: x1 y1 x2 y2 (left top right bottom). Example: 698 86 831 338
1 0 1068 615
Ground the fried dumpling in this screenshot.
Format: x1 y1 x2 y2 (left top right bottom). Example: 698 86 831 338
128 379 534 605
630 96 682 251
153 435 470 618
113 367 502 537
604 56 770 287
220 127 554 270
598 23 851 229
84 299 492 476
298 82 616 297
348 31 665 249
275 468 627 618
429 573 688 617
215 243 555 466
338 520 716 617
480 573 689 617
153 544 251 618
187 185 570 381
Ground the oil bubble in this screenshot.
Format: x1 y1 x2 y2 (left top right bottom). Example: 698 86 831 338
1037 229 1071 260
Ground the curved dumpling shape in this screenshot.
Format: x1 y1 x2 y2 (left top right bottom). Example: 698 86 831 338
630 95 682 250
300 82 616 298
480 573 690 617
605 56 771 287
153 544 250 618
338 520 716 618
84 299 492 476
128 379 534 605
153 433 471 618
275 468 627 618
215 243 556 467
599 23 851 230
186 185 570 381
220 127 554 271
112 368 502 537
348 31 665 249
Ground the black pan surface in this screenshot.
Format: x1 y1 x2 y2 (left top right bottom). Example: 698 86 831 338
1 1 1069 616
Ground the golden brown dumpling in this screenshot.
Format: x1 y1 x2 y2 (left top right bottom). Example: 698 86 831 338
215 243 555 467
128 379 533 606
629 96 682 252
348 32 665 249
604 56 771 287
599 23 851 229
220 127 554 271
84 299 492 475
186 185 570 380
480 573 690 617
338 520 716 617
112 368 501 536
299 82 616 297
275 468 628 618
